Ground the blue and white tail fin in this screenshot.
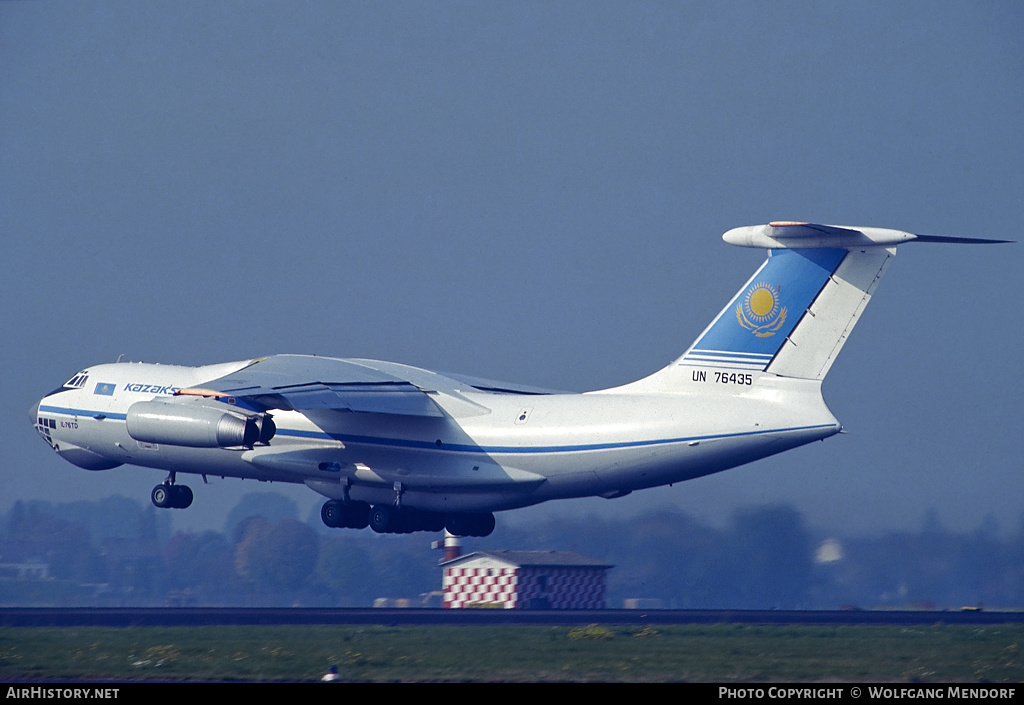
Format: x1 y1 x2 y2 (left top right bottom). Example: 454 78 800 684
677 246 877 380
621 222 1010 389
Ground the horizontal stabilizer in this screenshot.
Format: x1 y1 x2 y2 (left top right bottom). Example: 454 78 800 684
911 234 1014 244
724 222 1013 249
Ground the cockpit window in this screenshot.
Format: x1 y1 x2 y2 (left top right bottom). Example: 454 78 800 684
64 372 89 389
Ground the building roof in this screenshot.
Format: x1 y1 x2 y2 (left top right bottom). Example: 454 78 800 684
440 550 613 570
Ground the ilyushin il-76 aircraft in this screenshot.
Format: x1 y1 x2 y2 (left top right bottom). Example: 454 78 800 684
32 223 1008 537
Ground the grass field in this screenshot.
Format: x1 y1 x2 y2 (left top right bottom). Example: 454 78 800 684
1 624 1022 682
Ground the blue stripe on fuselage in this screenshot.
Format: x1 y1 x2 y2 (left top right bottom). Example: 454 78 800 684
38 404 127 420
36 403 836 456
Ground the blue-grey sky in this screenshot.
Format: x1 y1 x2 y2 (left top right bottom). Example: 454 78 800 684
3 1 1022 536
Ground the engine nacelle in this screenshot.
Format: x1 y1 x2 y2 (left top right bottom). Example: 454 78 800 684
126 399 274 448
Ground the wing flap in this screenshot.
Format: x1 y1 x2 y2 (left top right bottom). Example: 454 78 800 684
277 382 444 416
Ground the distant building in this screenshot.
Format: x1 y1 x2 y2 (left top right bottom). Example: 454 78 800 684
0 560 49 580
440 550 612 609
0 540 50 580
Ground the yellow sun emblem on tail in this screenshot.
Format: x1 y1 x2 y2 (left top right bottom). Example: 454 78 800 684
737 283 787 337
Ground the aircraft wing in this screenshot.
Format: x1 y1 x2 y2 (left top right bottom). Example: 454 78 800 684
177 354 490 417
437 370 569 395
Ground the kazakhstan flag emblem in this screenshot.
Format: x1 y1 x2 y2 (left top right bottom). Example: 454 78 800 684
94 382 116 396
737 283 787 337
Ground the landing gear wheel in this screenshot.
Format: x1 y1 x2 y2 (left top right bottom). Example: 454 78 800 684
368 504 397 533
175 485 193 509
399 508 445 533
476 512 496 537
152 484 173 509
322 500 371 529
152 483 193 509
321 500 343 528
445 512 495 537
346 501 371 530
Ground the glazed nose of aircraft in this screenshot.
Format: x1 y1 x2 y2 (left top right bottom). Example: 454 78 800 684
30 398 40 425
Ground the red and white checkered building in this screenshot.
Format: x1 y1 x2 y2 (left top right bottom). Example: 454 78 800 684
440 550 612 609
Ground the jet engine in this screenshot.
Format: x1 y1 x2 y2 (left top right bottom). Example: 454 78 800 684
126 398 275 448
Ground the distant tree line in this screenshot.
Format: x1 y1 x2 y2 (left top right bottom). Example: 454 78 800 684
488 506 1024 609
0 494 440 607
1 494 1021 608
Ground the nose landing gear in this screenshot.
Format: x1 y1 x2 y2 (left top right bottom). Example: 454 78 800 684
151 473 193 509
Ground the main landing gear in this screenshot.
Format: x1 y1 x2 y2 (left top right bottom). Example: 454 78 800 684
321 499 370 529
151 473 193 509
320 499 495 537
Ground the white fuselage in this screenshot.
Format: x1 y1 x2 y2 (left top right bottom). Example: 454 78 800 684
34 359 840 513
